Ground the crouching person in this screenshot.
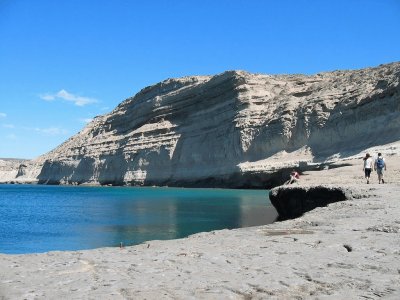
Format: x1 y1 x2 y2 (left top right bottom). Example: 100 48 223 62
285 170 300 185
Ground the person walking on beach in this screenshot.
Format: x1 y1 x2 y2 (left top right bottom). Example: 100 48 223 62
374 152 387 184
363 153 373 184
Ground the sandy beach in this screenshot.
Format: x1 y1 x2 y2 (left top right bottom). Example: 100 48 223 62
1 151 400 299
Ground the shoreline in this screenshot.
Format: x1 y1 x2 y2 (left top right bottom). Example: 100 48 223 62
1 183 400 298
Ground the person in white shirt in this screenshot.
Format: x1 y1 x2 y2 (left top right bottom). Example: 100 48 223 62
363 153 373 184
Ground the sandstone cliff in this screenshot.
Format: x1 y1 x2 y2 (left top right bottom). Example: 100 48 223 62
3 62 400 187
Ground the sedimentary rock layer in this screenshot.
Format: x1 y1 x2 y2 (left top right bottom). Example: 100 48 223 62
3 62 400 187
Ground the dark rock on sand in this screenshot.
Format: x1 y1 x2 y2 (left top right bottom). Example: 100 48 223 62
269 185 359 219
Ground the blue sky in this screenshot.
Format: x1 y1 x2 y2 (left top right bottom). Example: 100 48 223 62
0 0 399 159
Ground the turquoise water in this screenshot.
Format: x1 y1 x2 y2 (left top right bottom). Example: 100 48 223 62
0 184 276 254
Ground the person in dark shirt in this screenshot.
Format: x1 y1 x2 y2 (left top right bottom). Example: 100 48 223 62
374 153 387 184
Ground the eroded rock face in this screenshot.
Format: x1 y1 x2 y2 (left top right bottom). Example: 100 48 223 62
0 159 40 184
3 62 400 187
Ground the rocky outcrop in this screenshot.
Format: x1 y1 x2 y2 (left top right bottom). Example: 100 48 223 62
269 185 361 219
16 164 27 177
0 159 40 184
2 62 400 187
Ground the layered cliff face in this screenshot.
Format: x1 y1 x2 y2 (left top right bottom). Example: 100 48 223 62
5 62 400 187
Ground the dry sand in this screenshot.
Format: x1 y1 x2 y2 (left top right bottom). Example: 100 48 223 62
1 150 400 299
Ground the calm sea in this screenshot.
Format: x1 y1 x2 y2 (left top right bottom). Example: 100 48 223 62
0 184 276 254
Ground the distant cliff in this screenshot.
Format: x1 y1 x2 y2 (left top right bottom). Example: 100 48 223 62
2 62 399 187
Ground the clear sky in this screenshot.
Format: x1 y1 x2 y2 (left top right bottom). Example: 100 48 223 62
1 0 399 159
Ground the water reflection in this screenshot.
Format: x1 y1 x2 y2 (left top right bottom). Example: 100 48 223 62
85 188 278 249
